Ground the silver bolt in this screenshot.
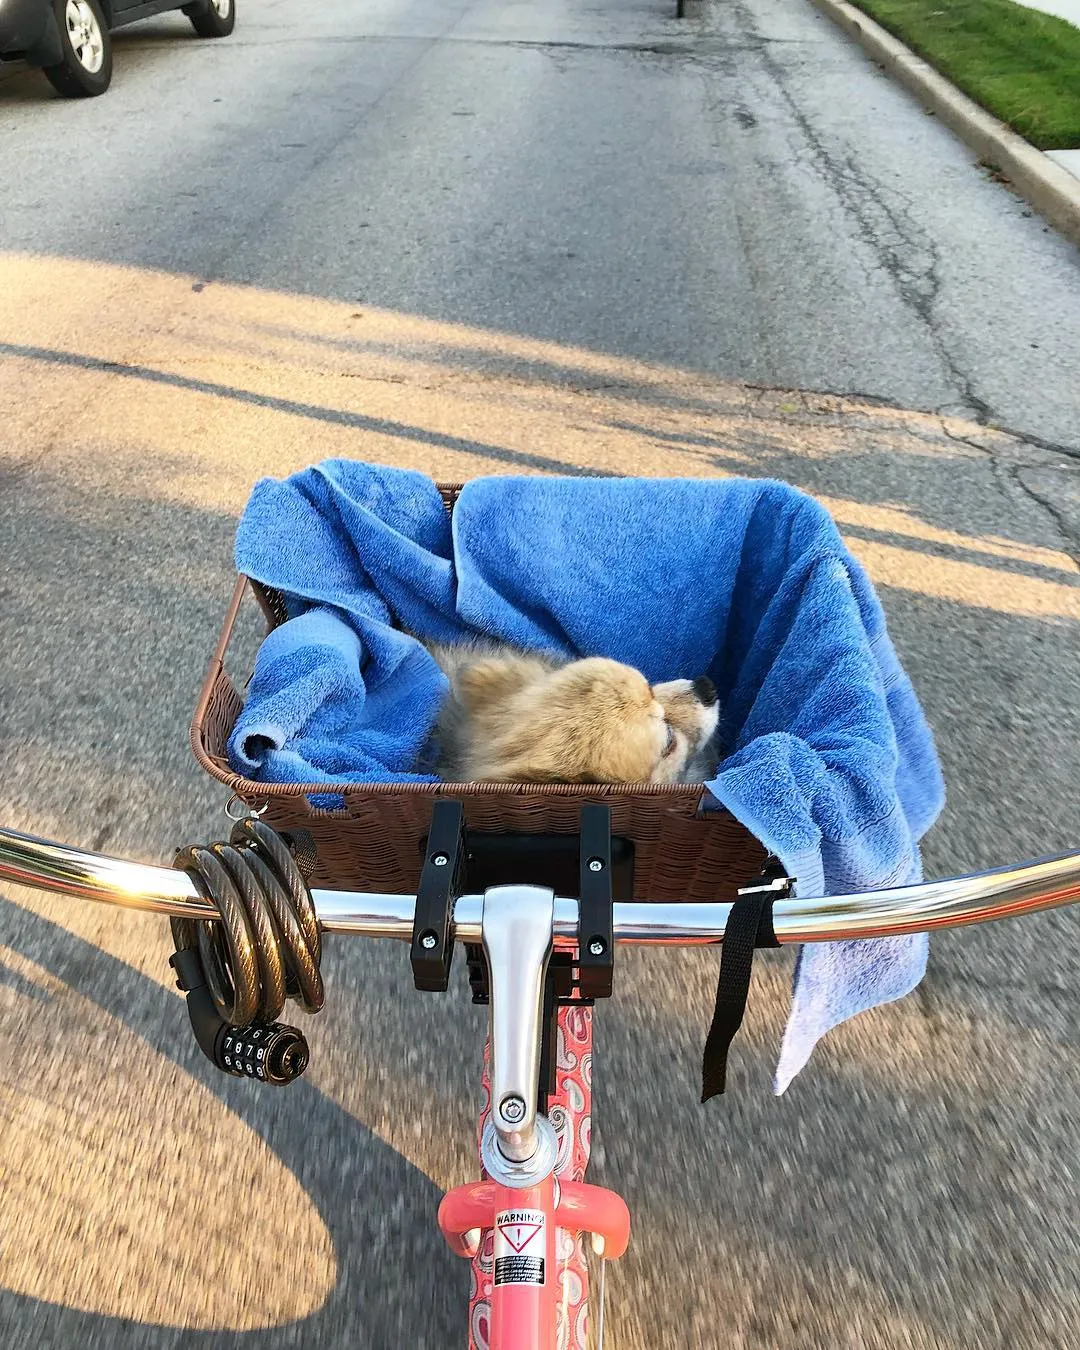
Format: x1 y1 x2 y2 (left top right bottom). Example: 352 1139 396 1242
500 1095 526 1124
588 939 605 956
433 854 449 867
420 932 437 950
588 858 603 873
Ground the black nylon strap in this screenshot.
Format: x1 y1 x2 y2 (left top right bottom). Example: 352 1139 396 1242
700 888 781 1102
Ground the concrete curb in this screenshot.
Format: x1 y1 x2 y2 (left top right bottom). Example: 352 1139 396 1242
809 0 1080 250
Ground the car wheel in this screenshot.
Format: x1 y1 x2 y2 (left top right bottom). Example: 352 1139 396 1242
183 0 236 38
42 0 112 98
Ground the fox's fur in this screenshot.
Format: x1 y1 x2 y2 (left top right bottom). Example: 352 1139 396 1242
424 639 720 785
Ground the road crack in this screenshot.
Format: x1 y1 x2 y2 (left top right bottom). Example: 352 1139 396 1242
1010 465 1080 564
723 0 1007 428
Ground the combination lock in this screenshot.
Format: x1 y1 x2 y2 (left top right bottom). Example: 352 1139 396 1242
169 946 311 1087
217 1023 310 1085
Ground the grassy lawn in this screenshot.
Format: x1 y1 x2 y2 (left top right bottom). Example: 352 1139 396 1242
849 0 1080 150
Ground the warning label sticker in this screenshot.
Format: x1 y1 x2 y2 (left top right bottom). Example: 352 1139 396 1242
493 1208 546 1287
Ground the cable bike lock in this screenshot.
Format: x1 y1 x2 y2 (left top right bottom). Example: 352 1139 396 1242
169 817 324 1085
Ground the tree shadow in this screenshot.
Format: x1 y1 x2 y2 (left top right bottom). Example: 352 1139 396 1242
1 275 1078 1349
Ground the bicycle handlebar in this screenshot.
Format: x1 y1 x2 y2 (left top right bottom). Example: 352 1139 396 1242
2 825 1079 945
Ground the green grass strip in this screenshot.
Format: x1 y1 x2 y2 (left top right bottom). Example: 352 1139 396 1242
849 0 1080 150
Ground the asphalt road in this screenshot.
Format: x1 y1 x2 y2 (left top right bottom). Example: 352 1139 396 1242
1 0 1079 1347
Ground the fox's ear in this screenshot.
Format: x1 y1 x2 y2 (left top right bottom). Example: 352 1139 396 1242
455 658 535 711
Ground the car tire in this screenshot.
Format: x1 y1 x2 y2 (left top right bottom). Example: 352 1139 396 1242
42 0 112 98
183 0 236 38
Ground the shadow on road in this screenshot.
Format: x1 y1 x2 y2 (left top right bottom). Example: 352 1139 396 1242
0 897 462 1347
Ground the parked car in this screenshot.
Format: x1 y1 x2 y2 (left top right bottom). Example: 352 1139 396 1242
0 0 235 97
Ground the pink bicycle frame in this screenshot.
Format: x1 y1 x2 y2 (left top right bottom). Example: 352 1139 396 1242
431 871 630 1349
440 1005 631 1350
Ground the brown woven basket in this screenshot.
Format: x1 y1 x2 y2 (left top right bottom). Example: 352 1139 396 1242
190 485 768 899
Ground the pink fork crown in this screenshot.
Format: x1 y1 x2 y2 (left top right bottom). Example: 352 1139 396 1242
438 1180 631 1261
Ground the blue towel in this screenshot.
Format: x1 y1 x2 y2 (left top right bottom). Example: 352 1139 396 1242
232 462 945 1091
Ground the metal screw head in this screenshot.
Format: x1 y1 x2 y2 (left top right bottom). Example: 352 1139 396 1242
588 858 603 873
588 938 605 957
500 1094 526 1124
432 853 449 867
420 932 438 950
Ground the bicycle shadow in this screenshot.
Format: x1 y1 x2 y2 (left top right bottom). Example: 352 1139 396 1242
0 895 463 1350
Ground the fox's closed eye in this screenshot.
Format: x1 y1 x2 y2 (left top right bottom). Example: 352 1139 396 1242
661 724 677 757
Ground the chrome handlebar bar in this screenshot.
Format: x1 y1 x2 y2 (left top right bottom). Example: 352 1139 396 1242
3 823 1080 1169
2 825 1080 945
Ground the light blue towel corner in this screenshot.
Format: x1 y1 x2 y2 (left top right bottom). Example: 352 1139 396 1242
230 463 945 1090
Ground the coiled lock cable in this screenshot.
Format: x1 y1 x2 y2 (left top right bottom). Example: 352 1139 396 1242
169 818 324 1085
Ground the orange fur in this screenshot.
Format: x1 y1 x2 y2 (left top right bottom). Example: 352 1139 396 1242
428 643 719 784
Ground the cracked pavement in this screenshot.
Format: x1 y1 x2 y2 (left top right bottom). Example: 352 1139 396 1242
1 0 1078 1347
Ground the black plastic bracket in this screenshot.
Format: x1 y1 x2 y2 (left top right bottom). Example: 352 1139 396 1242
576 803 615 1000
410 800 466 992
419 801 624 1005
537 965 560 1112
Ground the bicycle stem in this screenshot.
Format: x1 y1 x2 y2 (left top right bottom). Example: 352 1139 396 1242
481 885 556 1166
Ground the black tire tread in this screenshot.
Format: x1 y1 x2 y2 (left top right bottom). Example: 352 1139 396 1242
185 0 236 38
42 0 112 97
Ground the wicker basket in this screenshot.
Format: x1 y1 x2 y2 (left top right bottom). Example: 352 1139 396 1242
190 485 768 900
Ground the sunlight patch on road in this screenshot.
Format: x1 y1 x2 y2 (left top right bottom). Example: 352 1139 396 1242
849 536 1080 621
821 497 1078 576
2 250 1075 624
0 946 337 1330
